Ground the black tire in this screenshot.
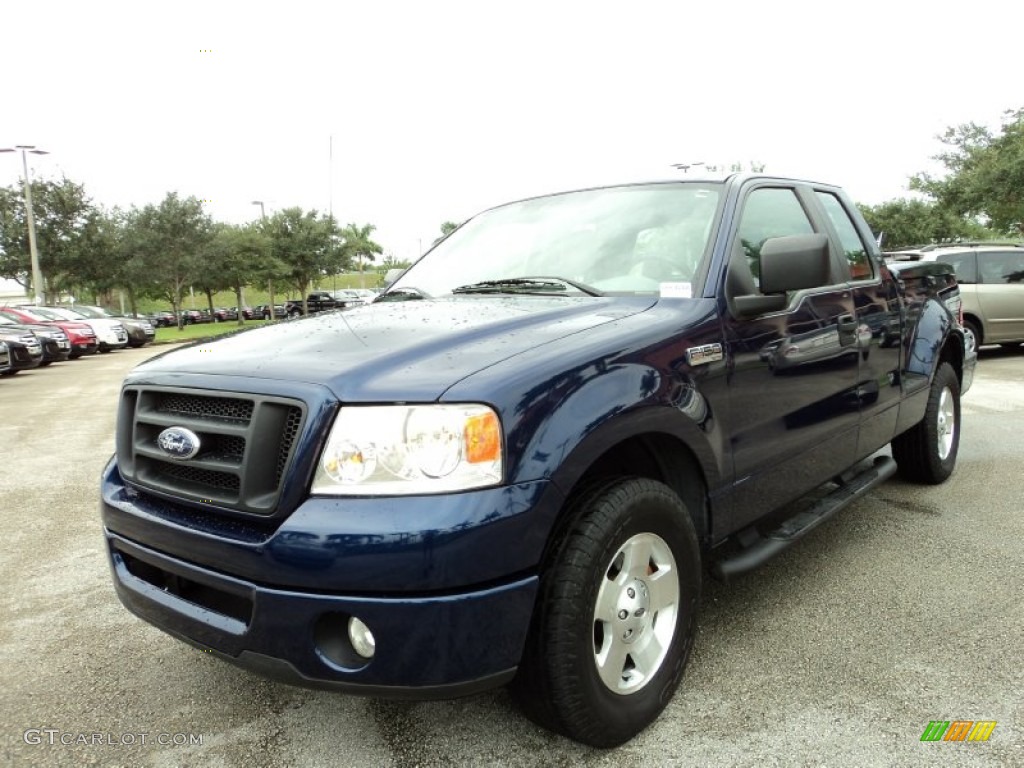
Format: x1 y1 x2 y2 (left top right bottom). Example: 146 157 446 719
891 361 960 484
963 318 982 348
511 477 701 747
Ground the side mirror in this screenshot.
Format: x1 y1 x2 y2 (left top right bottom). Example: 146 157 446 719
758 233 831 293
732 233 831 318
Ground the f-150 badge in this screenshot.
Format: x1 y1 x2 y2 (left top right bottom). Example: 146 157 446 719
687 343 724 366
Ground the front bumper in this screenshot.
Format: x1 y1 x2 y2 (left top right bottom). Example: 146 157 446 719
101 461 560 694
97 329 130 349
70 340 98 356
105 531 535 695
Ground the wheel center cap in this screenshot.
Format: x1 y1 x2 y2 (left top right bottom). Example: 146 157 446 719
616 579 650 644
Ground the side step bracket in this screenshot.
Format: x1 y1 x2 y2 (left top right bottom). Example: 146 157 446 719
712 456 897 581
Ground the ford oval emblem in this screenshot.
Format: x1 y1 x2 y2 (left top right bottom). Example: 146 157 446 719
157 426 202 460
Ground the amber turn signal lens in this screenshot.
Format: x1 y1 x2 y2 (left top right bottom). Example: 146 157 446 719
464 411 501 464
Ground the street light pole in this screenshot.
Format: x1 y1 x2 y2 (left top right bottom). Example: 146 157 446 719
1 145 49 303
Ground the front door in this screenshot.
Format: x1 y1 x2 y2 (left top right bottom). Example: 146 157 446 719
718 184 861 536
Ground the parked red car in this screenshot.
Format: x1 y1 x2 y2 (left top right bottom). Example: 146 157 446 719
0 306 99 358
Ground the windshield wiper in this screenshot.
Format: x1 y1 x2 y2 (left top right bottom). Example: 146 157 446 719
452 277 604 297
376 287 429 302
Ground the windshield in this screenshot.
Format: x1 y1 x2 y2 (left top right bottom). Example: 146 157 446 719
11 307 57 322
40 307 86 320
70 305 110 319
390 183 722 298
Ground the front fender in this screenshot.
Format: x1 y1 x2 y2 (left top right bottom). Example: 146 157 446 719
507 362 723 498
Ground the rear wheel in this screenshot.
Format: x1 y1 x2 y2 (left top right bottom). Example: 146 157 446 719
891 361 960 483
963 318 982 347
512 477 701 747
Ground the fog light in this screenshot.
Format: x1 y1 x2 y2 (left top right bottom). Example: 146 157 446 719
348 616 376 659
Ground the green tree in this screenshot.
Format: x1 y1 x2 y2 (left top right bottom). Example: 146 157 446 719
131 193 214 328
0 177 101 302
341 222 383 289
857 199 990 250
911 107 1024 235
263 207 338 315
202 224 271 325
440 220 458 237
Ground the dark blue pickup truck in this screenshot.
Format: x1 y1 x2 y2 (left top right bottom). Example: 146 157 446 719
101 174 975 747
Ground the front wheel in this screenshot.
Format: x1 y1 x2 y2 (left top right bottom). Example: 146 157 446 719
512 477 701 747
891 361 961 483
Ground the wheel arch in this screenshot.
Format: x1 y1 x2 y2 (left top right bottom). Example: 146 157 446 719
906 297 964 383
961 311 983 346
541 413 717 568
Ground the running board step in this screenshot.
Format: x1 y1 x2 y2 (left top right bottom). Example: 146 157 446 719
712 456 897 581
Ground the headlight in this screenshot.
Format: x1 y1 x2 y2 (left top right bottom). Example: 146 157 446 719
312 404 502 495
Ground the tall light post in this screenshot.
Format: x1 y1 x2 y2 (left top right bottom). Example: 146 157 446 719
1 145 49 303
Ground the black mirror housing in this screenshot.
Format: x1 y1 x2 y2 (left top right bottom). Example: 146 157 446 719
758 234 830 294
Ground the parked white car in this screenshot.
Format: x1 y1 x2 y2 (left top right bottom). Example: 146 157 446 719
33 306 129 352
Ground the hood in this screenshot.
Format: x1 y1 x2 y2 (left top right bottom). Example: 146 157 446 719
78 318 125 331
135 296 656 401
0 321 60 338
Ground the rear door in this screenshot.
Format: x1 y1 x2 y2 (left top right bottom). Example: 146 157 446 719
815 189 905 458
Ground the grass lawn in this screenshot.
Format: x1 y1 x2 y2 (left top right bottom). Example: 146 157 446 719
153 319 271 344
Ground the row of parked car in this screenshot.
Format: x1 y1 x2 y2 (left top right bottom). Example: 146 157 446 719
0 304 155 376
147 290 381 326
145 306 261 327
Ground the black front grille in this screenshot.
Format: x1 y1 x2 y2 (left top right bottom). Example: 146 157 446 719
156 393 254 422
117 386 306 516
276 407 304 483
162 463 242 492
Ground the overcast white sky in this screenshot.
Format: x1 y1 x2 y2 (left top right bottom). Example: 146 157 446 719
3 0 1021 262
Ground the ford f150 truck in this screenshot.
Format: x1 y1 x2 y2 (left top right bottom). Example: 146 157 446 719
272 291 356 319
100 174 975 747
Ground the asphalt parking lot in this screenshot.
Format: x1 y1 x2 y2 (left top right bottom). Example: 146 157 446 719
1 344 1021 767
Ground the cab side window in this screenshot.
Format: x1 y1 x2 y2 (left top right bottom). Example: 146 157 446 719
816 192 873 280
736 188 814 287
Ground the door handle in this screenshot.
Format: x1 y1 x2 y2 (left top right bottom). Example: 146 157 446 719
838 314 857 347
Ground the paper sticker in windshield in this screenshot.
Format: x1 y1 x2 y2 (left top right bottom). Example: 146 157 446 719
660 282 692 298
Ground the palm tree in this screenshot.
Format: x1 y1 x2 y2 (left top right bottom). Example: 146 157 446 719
342 223 383 288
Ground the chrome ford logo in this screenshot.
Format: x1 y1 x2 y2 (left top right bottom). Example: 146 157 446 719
157 426 201 460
